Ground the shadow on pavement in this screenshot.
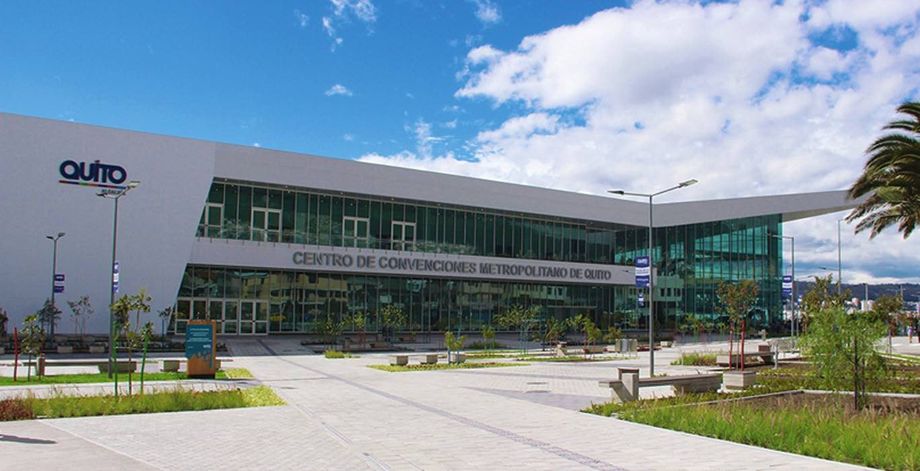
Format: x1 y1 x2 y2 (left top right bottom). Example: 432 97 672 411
0 433 57 445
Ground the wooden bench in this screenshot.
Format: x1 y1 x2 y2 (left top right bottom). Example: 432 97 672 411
599 367 723 403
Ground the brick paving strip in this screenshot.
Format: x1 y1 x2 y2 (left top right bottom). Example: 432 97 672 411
257 339 628 471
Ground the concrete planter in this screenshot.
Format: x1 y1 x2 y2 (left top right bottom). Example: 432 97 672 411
161 360 181 372
452 353 466 364
723 370 757 390
98 361 137 374
582 345 605 354
56 345 73 354
89 345 106 354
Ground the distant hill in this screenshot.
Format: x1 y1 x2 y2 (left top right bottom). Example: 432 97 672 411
791 281 920 302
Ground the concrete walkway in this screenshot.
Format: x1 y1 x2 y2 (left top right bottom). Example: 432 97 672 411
0 337 873 470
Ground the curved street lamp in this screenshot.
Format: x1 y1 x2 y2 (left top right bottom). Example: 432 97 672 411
608 179 697 376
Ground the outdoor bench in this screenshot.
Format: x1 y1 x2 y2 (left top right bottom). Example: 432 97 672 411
599 367 723 403
389 354 437 366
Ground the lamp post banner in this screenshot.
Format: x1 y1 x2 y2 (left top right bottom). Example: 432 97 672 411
112 261 119 294
635 256 650 288
54 273 65 293
782 275 793 298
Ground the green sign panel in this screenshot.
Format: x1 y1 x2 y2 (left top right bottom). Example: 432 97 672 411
185 323 213 361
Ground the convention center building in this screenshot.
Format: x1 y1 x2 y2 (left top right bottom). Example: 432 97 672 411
0 113 855 336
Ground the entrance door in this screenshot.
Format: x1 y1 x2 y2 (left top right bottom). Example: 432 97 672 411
223 302 238 335
239 301 269 335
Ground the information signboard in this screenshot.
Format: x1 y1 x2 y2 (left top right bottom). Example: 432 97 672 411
635 256 650 288
185 320 217 378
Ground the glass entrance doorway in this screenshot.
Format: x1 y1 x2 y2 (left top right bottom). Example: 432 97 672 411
238 300 269 335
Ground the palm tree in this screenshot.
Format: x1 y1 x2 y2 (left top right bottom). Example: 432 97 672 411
847 102 920 238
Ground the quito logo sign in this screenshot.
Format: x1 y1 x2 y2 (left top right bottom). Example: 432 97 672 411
58 160 128 189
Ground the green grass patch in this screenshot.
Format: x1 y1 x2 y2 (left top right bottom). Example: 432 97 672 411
0 372 191 386
220 368 254 379
671 352 718 366
606 394 920 470
465 341 508 350
465 350 518 359
241 385 286 406
324 350 357 359
0 385 285 422
368 362 525 372
0 369 251 385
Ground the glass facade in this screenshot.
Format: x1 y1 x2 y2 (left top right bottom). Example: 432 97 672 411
178 180 785 335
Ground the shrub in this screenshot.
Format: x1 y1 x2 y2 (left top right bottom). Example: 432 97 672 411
0 398 33 421
671 352 718 366
324 350 354 359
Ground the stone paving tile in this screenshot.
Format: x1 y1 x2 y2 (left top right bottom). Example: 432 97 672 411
2 337 875 470
226 339 868 470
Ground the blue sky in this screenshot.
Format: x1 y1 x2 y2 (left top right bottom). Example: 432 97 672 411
0 1 617 158
2 0 920 283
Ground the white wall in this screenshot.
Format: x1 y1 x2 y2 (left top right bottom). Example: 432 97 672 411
0 113 215 334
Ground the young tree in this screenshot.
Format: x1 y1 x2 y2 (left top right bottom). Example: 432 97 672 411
37 299 61 346
349 311 368 347
0 307 8 338
20 314 44 381
481 325 496 350
380 304 406 343
66 296 93 346
158 306 174 337
717 280 760 370
111 289 152 395
871 294 903 353
139 322 154 394
800 306 886 410
444 330 466 363
495 305 539 354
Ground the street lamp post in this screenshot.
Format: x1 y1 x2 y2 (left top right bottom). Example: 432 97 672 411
768 233 795 337
98 180 139 376
609 179 698 377
837 219 842 295
46 232 66 340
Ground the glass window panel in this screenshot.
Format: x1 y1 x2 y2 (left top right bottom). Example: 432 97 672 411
295 193 308 243
317 194 331 245
224 184 239 239
282 191 295 242
239 186 252 240
253 187 267 208
208 183 224 204
268 189 283 209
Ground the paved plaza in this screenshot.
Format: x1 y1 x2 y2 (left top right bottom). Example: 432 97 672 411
1 337 905 470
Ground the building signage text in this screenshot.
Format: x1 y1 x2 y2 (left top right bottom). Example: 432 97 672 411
292 251 614 282
59 159 129 189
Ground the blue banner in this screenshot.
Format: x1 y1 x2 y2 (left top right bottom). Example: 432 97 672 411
635 256 650 288
782 275 793 299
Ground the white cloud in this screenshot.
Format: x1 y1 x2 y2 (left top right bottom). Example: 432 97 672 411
343 133 354 142
361 0 920 282
470 0 501 26
323 0 376 49
325 84 353 96
294 9 309 28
